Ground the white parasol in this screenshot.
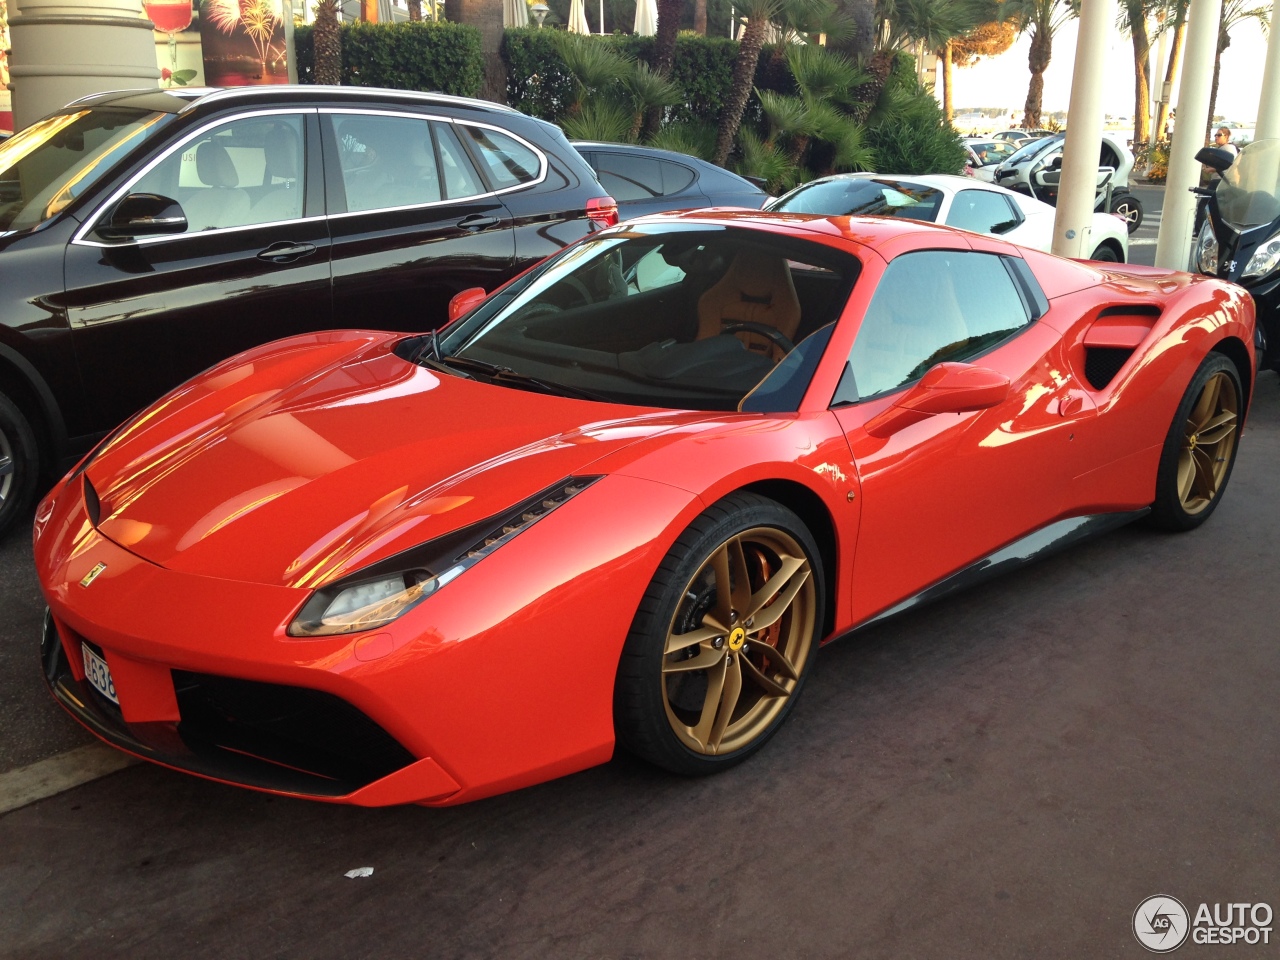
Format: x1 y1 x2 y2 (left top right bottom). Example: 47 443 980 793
567 0 591 34
503 0 529 27
633 0 657 35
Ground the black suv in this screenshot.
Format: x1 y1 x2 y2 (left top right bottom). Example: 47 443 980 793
0 86 617 536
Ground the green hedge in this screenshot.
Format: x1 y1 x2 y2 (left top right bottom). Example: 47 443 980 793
503 30 795 127
294 21 483 96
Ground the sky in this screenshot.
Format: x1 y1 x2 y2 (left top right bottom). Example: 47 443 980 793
947 18 1270 123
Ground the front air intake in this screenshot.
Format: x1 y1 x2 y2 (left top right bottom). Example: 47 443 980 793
172 671 416 788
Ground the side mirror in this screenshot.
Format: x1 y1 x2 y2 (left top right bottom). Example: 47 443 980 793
1195 146 1234 173
865 362 1011 438
448 286 488 323
1050 155 1064 170
97 193 187 240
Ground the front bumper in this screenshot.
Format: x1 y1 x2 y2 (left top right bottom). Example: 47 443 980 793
42 610 461 805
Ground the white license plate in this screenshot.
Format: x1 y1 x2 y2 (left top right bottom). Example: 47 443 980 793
81 642 118 704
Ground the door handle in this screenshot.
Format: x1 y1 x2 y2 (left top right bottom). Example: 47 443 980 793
457 215 501 232
257 242 316 263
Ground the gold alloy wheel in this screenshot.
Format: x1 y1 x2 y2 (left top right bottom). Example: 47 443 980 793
661 527 816 756
1178 370 1239 515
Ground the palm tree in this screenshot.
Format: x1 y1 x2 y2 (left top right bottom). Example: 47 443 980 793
947 19 1017 121
1206 0 1269 141
1119 0 1160 146
446 0 507 102
1003 0 1074 128
1154 0 1190 142
712 0 791 165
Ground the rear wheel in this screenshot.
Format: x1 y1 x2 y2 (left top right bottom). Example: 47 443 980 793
1113 194 1144 234
1148 354 1241 531
614 493 823 775
0 392 40 540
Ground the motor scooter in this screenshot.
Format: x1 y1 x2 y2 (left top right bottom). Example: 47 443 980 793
1193 139 1280 369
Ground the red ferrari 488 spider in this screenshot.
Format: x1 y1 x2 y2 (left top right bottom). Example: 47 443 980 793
35 212 1255 806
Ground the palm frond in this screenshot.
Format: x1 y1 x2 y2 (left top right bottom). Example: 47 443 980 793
623 62 683 112
759 89 817 140
785 44 869 103
562 99 636 143
646 122 718 161
551 32 635 96
735 127 797 192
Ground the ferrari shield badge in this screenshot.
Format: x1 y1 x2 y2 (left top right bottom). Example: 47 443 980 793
79 563 107 588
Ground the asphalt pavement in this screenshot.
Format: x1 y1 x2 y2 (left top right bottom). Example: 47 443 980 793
6 183 1280 957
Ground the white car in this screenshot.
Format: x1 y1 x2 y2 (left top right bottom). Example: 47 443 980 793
962 139 1018 182
767 173 1129 262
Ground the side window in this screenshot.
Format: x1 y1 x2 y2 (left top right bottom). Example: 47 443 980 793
843 251 1030 400
460 126 541 189
131 113 305 233
431 121 486 200
945 190 1020 235
595 153 663 201
660 160 696 195
333 114 442 213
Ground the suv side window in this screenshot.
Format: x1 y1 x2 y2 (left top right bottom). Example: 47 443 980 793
946 190 1021 235
431 121 486 200
841 251 1030 400
461 125 542 189
131 113 306 233
333 113 442 213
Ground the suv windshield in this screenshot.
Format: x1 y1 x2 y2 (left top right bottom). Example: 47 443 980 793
0 107 168 233
440 225 860 411
1216 138 1280 231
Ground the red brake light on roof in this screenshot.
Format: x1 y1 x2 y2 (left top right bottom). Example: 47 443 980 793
586 196 619 228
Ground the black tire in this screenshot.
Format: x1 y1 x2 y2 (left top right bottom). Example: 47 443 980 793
1148 353 1242 532
1113 195 1144 234
613 492 824 776
1089 242 1122 262
0 391 40 540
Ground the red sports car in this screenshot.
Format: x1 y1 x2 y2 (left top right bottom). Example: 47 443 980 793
35 212 1255 806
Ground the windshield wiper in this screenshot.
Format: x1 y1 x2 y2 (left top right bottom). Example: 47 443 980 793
437 355 608 402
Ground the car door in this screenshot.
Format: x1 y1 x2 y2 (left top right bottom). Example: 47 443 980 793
63 109 332 434
831 247 1097 623
323 110 515 333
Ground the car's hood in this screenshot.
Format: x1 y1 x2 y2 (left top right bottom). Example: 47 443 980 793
84 331 708 588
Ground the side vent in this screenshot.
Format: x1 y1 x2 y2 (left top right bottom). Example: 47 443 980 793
1081 305 1161 390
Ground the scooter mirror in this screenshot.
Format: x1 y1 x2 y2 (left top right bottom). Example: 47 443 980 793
1195 146 1234 173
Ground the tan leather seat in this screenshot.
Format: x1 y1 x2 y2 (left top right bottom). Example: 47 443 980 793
183 140 250 231
696 251 802 360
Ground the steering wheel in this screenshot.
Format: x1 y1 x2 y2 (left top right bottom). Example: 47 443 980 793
721 321 795 356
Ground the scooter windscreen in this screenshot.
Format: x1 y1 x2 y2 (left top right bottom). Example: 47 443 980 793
1216 138 1280 231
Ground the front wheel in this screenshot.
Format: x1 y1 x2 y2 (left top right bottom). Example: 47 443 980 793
1148 354 1242 531
0 392 40 540
1090 243 1122 262
613 493 823 776
1113 194 1144 234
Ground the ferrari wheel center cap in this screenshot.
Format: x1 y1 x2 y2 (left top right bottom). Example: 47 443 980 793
728 627 747 651
1188 434 1198 450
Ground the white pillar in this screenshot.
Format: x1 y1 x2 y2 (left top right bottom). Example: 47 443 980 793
8 0 159 131
1052 0 1116 259
1255 0 1280 140
1154 0 1223 269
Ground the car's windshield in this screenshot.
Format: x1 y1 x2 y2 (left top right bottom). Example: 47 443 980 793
439 225 860 411
1003 136 1059 166
1217 138 1280 231
769 178 943 221
0 107 168 233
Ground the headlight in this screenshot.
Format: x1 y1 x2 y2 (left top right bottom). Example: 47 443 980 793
287 476 601 637
1195 220 1220 274
1243 229 1280 280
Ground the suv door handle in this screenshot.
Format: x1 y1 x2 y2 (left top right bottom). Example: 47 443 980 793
457 215 501 232
257 242 316 263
